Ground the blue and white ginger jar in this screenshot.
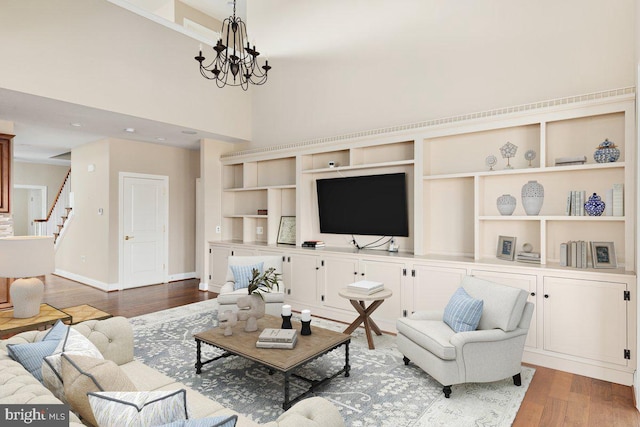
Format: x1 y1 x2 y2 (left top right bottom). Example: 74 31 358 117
594 139 620 163
584 193 605 216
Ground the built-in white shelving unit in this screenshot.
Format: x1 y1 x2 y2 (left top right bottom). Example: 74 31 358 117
212 88 637 385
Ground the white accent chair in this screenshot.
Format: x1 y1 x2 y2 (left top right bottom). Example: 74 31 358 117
217 256 286 317
396 275 534 398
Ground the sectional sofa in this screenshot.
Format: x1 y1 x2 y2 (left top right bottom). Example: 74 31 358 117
0 316 344 427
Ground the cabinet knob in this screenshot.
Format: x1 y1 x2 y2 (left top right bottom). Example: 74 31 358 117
530 292 536 297
544 294 549 298
354 272 357 275
361 273 365 276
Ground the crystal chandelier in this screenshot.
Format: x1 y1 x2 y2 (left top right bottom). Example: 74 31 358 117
194 0 271 90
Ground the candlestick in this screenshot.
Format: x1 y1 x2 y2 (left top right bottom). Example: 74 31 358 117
301 320 311 335
301 309 311 322
281 314 292 329
282 304 291 316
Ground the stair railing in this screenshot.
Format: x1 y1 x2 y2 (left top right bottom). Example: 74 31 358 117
34 169 72 243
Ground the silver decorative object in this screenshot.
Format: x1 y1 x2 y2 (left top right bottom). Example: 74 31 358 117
500 142 518 169
524 149 537 167
485 155 497 171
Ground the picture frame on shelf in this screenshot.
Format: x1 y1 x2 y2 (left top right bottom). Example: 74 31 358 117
590 241 617 268
277 216 296 245
496 235 517 261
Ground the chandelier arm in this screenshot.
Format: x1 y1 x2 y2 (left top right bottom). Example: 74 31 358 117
194 0 269 89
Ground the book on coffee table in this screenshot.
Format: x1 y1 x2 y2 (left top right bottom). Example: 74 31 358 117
347 280 384 295
256 334 298 349
258 328 297 343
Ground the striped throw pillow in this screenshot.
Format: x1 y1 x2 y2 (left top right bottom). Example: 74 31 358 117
230 263 263 291
443 287 484 333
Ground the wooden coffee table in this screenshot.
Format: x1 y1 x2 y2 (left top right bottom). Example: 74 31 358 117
0 303 71 338
61 304 112 324
194 314 351 410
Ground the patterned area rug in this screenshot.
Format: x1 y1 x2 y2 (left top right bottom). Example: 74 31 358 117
130 299 534 426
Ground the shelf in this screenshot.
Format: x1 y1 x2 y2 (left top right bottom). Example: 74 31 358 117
479 215 625 221
303 159 414 174
424 162 625 181
224 215 268 219
224 185 296 192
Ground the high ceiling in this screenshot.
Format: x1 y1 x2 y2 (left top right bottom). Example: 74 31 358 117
3 0 247 165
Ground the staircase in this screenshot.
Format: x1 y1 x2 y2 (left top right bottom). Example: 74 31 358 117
34 169 72 245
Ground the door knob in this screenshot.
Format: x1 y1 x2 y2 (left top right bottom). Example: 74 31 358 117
125 235 134 240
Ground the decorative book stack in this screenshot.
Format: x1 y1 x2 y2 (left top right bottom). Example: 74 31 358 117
565 190 586 216
555 155 587 166
347 280 384 295
302 240 325 248
516 252 541 264
256 328 298 349
559 241 588 268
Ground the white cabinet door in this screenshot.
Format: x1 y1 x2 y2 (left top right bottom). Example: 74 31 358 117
543 276 629 366
471 269 537 349
408 264 467 313
321 256 360 312
209 245 232 288
359 259 406 323
288 253 321 306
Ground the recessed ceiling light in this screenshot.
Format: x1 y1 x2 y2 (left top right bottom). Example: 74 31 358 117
156 137 166 141
181 130 197 135
124 127 136 133
70 122 82 127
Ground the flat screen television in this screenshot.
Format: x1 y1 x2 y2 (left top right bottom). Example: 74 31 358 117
316 173 409 237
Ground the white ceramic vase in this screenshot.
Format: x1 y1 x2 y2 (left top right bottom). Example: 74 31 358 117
496 194 517 215
521 180 544 215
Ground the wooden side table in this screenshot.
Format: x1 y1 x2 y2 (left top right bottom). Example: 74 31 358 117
338 288 393 349
0 303 71 338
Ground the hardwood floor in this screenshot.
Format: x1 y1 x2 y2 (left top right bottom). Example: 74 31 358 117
36 274 640 426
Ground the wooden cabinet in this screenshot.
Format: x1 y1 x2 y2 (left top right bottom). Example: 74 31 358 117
0 134 12 213
207 243 259 292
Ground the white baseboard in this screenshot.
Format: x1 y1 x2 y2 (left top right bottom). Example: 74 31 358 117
198 281 209 291
54 269 119 292
168 272 197 282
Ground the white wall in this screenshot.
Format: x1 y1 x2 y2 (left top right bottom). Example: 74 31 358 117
249 0 636 149
13 162 69 211
0 0 251 142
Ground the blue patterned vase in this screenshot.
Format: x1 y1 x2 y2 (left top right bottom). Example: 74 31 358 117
584 193 605 216
593 139 620 163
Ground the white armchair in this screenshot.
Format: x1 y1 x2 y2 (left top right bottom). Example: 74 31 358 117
217 256 286 317
396 275 534 398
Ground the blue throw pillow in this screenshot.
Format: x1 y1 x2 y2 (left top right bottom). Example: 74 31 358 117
443 287 483 333
230 263 263 291
7 320 69 382
158 415 238 427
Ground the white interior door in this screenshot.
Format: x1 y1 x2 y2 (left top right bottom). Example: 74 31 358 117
122 175 167 288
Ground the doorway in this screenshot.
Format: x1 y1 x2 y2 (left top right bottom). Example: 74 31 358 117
119 173 168 289
13 185 47 236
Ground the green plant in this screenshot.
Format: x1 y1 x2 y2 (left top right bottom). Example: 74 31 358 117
247 267 281 299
